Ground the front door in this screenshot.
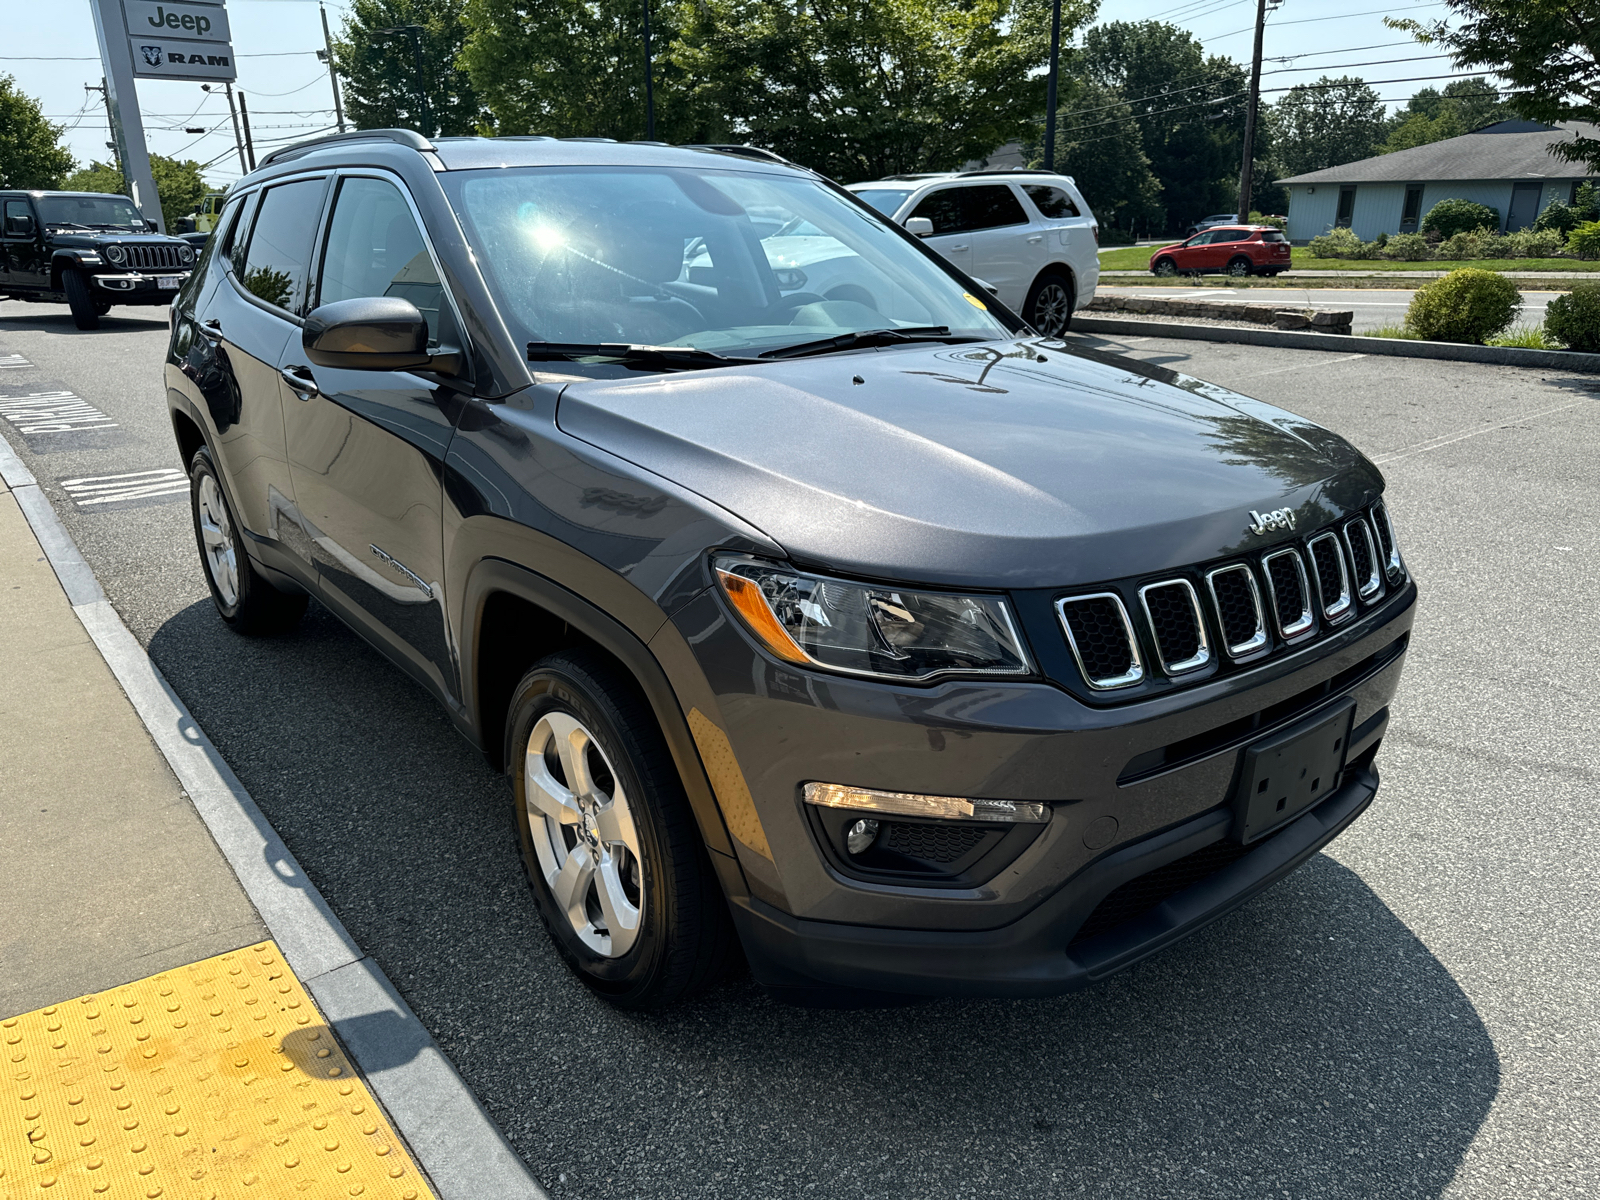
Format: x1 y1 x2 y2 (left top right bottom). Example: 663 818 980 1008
906 187 977 278
1507 182 1542 231
2 198 46 289
279 172 461 702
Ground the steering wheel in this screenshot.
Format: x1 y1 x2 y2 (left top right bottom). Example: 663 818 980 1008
762 291 829 321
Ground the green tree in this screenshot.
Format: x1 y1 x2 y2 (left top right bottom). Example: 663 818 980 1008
0 76 75 190
62 155 207 229
671 0 1075 179
334 0 484 136
1267 76 1387 177
1389 0 1600 171
1382 77 1511 151
1077 22 1246 232
1028 81 1163 233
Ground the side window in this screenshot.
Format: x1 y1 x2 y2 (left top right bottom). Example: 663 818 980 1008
225 190 260 277
317 176 444 346
3 199 35 236
1186 231 1214 246
963 185 1029 231
908 188 970 235
1022 185 1080 219
238 179 327 313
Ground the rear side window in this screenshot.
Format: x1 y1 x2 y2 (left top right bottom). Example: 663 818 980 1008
318 176 444 345
1022 185 1080 219
238 179 327 314
1212 230 1246 244
910 185 1028 234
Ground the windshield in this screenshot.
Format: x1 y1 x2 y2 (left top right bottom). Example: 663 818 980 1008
850 188 913 217
36 195 147 230
442 166 1010 366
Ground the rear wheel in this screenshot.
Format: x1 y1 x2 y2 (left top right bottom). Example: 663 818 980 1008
188 445 308 634
1227 256 1254 278
509 650 737 1009
63 270 99 330
1153 257 1178 278
1024 270 1074 336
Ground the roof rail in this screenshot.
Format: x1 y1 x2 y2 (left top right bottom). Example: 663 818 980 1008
258 128 435 169
684 143 793 165
874 173 946 181
958 168 1057 177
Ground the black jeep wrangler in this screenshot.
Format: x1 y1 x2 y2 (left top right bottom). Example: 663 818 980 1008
1 190 196 329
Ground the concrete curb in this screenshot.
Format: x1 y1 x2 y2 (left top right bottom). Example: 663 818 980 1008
1070 315 1600 373
0 435 548 1200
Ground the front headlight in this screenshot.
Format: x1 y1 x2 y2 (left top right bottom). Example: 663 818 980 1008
178 243 195 264
713 555 1032 681
105 244 126 264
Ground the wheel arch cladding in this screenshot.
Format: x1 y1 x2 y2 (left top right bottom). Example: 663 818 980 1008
171 404 206 468
462 557 739 861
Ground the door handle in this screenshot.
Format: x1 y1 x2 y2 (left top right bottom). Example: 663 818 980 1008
1027 235 1044 243
947 244 970 252
199 318 223 340
280 364 320 399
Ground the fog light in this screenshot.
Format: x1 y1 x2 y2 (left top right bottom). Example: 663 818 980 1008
846 818 879 855
804 782 1048 824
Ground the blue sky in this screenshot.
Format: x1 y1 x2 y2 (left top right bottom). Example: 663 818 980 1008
4 0 1469 189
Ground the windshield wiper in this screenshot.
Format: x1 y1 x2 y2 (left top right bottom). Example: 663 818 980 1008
527 341 758 369
46 222 95 231
758 326 986 360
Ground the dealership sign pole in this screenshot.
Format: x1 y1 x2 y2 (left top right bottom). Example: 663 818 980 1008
90 0 238 234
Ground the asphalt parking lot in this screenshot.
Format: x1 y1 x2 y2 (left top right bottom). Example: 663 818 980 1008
1 299 1597 1199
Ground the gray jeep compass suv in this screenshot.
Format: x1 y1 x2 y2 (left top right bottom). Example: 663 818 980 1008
164 130 1415 1009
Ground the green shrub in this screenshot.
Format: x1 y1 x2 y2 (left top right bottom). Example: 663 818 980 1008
1422 198 1501 239
1534 200 1580 236
1247 211 1287 231
1404 268 1522 344
1577 181 1600 221
1502 228 1568 259
1383 232 1432 261
1435 226 1499 259
1568 220 1600 260
1375 231 1389 248
1307 226 1374 259
1543 282 1600 351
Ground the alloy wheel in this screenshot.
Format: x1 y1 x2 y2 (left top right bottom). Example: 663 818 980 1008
1154 259 1177 278
1032 282 1072 335
1229 259 1252 277
524 711 645 957
197 473 239 608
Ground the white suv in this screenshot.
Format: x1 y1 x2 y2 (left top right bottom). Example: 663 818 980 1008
846 170 1099 335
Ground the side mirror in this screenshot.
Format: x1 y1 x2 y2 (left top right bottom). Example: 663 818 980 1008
5 215 35 236
303 296 458 374
972 278 1000 297
904 216 934 238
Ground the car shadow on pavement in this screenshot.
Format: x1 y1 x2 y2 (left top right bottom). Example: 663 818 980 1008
147 596 1496 1200
0 310 168 333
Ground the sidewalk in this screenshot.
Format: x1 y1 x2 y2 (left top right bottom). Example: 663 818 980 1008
0 471 439 1199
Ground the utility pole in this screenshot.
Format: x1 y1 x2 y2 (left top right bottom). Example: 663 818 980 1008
87 0 165 231
1236 0 1273 222
87 80 123 186
208 83 249 175
318 3 347 133
1042 0 1062 170
642 0 656 140
237 90 257 170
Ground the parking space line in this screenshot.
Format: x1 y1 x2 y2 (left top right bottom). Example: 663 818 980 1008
61 468 188 508
1231 353 1368 379
1374 397 1597 464
0 354 30 370
0 390 117 434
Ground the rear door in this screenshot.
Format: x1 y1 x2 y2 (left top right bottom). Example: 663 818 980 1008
1021 182 1095 291
962 184 1032 310
278 171 463 702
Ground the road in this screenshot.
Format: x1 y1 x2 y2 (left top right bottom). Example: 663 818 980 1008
1097 286 1564 333
2 298 1598 1199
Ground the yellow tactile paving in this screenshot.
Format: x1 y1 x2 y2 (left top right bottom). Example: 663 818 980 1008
0 941 435 1200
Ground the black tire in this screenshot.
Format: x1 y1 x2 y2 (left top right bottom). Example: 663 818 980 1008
187 445 308 634
508 650 737 1009
1227 256 1254 278
63 270 99 330
1024 269 1075 336
1153 257 1178 278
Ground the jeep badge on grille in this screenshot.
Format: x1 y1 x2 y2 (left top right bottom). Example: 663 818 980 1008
1248 507 1296 536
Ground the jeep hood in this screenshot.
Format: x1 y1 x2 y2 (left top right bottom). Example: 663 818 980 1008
554 339 1383 589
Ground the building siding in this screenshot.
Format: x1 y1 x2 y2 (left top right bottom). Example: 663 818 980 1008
1285 186 1339 241
1287 177 1591 241
1349 183 1406 241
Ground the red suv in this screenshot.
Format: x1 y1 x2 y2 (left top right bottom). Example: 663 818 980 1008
1149 225 1291 278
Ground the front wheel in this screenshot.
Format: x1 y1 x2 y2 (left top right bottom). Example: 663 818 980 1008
1152 257 1178 278
509 650 737 1009
1024 270 1075 336
63 270 99 330
1227 257 1254 278
188 446 308 634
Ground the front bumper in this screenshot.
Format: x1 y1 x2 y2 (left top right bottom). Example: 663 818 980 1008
91 271 190 302
673 578 1415 996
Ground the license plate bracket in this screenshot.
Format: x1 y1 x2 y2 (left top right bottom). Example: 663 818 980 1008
1231 699 1355 843
158 275 181 290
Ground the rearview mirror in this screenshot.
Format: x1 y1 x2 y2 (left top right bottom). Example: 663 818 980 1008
904 216 934 238
303 296 458 374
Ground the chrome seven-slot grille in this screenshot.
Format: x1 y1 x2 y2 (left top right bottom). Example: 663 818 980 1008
1056 500 1404 692
123 244 185 271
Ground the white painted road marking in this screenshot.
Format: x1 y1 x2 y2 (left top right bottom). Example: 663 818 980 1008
61 468 188 507
0 353 30 370
0 390 117 433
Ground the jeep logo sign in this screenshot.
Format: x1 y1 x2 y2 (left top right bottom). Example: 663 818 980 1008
122 0 235 82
